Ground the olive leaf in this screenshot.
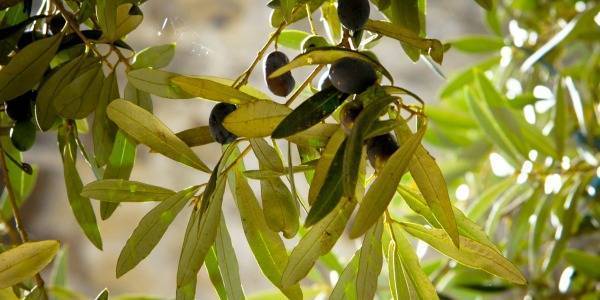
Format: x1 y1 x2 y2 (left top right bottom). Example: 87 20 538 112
278 29 310 50
329 251 360 299
175 126 215 148
93 72 119 167
250 138 299 238
269 47 394 82
364 20 444 64
82 179 175 202
270 0 326 27
106 99 210 172
349 124 425 238
0 240 60 289
450 35 504 53
308 128 345 205
113 3 143 40
0 33 62 102
356 218 384 300
285 123 338 148
54 62 105 119
227 147 303 299
272 86 347 138
243 165 314 180
116 185 200 277
386 0 423 61
58 125 103 250
214 217 245 300
474 0 493 10
439 56 500 99
96 0 118 41
222 101 292 138
205 248 227 300
398 221 527 285
565 249 600 279
0 136 38 220
127 68 193 99
281 197 356 287
387 241 412 300
171 75 261 104
132 43 176 69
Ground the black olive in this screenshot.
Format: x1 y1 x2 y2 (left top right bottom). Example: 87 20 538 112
10 120 36 152
366 133 399 171
264 51 295 97
340 100 363 134
301 35 329 53
338 0 370 31
209 103 238 144
317 72 332 91
329 57 377 94
49 15 66 35
5 90 35 122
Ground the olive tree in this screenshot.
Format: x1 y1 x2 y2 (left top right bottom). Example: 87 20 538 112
0 0 597 299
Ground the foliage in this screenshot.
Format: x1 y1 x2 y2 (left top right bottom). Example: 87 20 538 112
0 0 597 299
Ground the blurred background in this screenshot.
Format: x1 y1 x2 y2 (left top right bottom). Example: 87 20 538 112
21 0 489 298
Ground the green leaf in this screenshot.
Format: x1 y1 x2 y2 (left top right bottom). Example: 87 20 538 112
50 248 68 287
116 185 199 277
171 75 262 104
329 251 360 300
305 139 346 226
0 33 62 102
387 0 423 61
277 29 310 50
82 179 175 202
279 0 297 23
243 165 314 179
214 217 245 299
285 123 338 148
227 149 302 299
388 223 438 300
466 177 515 221
175 126 215 148
343 89 394 197
387 241 412 300
356 218 384 300
281 197 356 287
565 249 600 279
474 0 493 10
395 119 460 247
399 221 527 285
132 43 176 69
97 0 118 41
450 35 504 53
269 0 326 27
58 125 103 250
127 68 193 99
107 99 210 172
439 56 499 99
0 240 60 289
113 3 143 40
222 101 292 138
93 72 119 167
269 47 394 82
94 289 109 300
320 1 342 44
308 129 345 205
205 248 227 300
36 55 98 131
272 86 346 138
250 138 299 238
349 125 425 238
554 79 567 158
54 62 105 119
0 137 38 220
364 20 444 64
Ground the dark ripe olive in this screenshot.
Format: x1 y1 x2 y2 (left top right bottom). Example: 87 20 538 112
301 35 329 53
338 0 370 31
17 31 47 49
340 100 363 134
366 133 399 171
264 51 295 97
10 120 36 152
6 90 35 121
317 72 332 91
329 57 377 94
209 103 238 144
49 15 66 35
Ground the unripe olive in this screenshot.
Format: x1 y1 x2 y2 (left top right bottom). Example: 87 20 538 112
264 51 295 97
301 35 329 53
366 133 399 171
6 91 35 121
10 120 36 152
209 103 238 144
49 15 66 35
317 72 332 91
329 57 377 94
340 100 363 134
338 0 370 31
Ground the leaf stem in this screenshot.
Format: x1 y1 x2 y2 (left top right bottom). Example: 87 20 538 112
0 143 48 298
219 145 252 176
285 65 324 106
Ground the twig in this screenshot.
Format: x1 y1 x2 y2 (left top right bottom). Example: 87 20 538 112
0 143 47 298
285 65 324 106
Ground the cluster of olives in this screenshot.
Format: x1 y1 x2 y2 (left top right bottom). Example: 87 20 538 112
5 91 37 152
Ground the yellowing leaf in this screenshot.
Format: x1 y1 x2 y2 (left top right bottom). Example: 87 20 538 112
285 123 338 149
171 76 261 104
127 68 193 99
399 221 527 285
175 126 214 148
349 126 425 238
82 179 175 202
308 128 346 205
113 3 143 40
107 99 210 172
223 101 291 138
0 240 60 288
356 219 384 300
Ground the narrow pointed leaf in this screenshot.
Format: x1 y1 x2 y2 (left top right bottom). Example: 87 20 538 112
0 240 60 289
356 218 384 300
205 248 227 300
308 128 346 205
387 241 412 300
93 72 119 167
214 217 245 300
175 126 215 148
329 251 360 300
132 43 176 69
82 179 175 202
171 75 261 104
54 63 105 119
127 68 193 99
223 101 292 138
